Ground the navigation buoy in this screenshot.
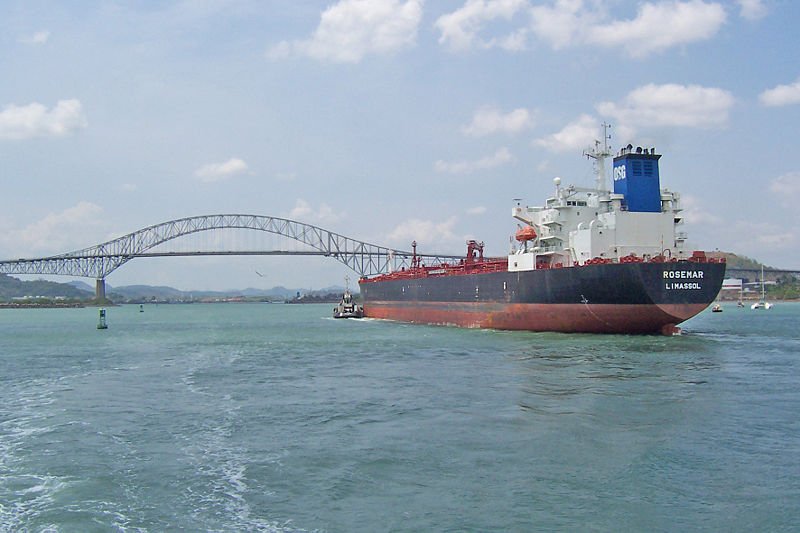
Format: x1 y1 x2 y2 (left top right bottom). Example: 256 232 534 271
97 308 108 329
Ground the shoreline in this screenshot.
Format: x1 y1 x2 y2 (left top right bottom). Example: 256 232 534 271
0 302 87 309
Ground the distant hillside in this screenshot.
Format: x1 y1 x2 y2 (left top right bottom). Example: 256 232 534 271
707 252 774 270
106 283 348 302
68 280 96 293
0 274 93 301
0 274 350 302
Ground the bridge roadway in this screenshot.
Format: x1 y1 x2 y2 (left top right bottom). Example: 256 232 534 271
0 214 463 300
723 268 800 281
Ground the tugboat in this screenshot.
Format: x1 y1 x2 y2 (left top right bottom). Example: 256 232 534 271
712 304 723 313
333 281 364 319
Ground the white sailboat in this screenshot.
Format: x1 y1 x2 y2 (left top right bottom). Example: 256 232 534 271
751 266 772 310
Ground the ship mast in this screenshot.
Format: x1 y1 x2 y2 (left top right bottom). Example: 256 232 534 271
584 122 613 191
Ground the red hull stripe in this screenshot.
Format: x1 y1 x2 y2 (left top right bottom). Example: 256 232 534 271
364 301 709 334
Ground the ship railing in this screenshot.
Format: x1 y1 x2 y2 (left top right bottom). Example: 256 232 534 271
362 256 508 281
535 245 563 253
575 252 726 265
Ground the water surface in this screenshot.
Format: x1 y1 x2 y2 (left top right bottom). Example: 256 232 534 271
1 302 798 531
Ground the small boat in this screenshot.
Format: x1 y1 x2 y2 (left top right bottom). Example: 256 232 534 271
712 304 723 313
97 308 108 329
333 289 363 319
751 265 772 310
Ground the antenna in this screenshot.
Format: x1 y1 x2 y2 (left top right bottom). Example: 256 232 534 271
583 122 613 191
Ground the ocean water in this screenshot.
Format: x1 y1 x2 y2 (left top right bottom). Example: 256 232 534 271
1 302 798 532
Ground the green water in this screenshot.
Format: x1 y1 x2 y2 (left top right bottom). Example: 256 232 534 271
1 302 798 531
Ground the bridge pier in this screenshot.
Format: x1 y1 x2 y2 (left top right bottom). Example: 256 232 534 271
95 278 106 302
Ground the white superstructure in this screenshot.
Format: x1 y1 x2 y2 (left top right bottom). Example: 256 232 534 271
509 133 690 272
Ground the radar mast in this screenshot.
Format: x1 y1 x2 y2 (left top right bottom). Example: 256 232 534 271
584 122 613 191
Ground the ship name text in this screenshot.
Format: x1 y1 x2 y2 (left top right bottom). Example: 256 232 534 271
663 270 704 279
664 270 703 290
665 282 702 290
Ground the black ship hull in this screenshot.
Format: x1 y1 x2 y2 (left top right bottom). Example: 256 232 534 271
359 261 726 334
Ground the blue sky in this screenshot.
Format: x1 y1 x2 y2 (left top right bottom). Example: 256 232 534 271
1 0 798 290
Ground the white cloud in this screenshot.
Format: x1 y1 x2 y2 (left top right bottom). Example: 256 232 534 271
435 0 529 51
19 30 50 45
680 194 722 226
194 158 249 182
530 0 595 50
495 28 529 51
120 183 138 192
528 0 725 58
534 114 599 153
759 78 800 107
0 202 105 256
288 199 313 220
275 172 297 182
704 219 795 260
467 206 487 215
434 147 513 174
587 1 726 57
754 232 796 248
267 0 422 63
267 41 292 60
0 99 87 140
733 221 796 249
288 199 342 225
387 217 460 248
769 172 800 199
462 106 534 137
738 0 767 20
596 83 735 130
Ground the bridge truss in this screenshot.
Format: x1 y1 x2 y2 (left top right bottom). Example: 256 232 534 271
0 214 462 282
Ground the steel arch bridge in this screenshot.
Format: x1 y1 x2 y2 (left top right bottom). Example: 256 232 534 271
0 214 462 299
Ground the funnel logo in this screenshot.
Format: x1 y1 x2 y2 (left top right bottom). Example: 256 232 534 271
613 165 626 182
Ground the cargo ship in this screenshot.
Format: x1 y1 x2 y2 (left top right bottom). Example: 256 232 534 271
359 131 726 334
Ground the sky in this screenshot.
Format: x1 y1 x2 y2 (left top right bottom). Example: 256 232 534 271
1 0 799 291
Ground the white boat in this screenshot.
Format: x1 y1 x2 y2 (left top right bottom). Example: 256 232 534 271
333 277 363 319
333 289 363 318
751 266 772 310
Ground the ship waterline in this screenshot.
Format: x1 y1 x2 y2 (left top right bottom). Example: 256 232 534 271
363 301 714 334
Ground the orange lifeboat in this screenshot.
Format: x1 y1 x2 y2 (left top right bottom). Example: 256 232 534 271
515 225 537 242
